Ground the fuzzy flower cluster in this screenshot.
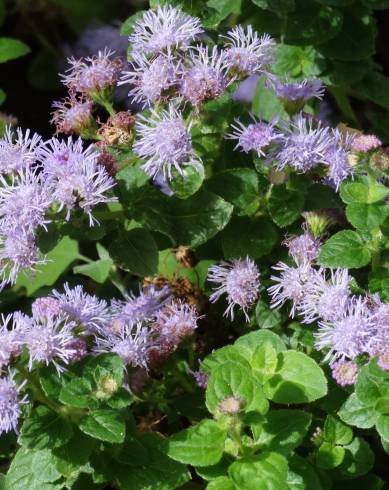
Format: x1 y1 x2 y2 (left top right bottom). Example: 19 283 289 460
228 113 356 190
207 257 260 321
0 129 116 288
0 281 201 435
268 230 389 381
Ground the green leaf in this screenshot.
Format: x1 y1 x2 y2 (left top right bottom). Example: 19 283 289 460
206 169 260 216
255 301 284 330
16 236 79 295
170 165 204 199
273 44 325 78
252 77 288 121
333 437 374 478
168 419 227 467
84 353 124 386
369 268 389 301
196 456 233 481
352 71 389 110
206 477 235 490
251 0 295 14
52 430 95 480
117 432 190 490
202 345 252 374
318 230 371 268
206 361 269 415
267 185 305 228
250 409 312 455
235 330 286 362
79 409 125 443
206 0 242 22
135 189 233 247
251 343 279 382
19 406 73 450
59 378 98 409
316 442 345 469
0 38 30 63
320 6 376 61
0 88 5 105
355 362 388 407
376 414 389 442
228 452 288 490
346 202 389 231
287 454 322 490
323 415 353 445
338 393 378 428
73 258 113 283
221 217 278 259
108 228 158 276
340 181 389 204
6 448 62 489
120 11 145 36
264 350 327 403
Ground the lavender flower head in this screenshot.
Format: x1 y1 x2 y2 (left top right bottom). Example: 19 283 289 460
128 5 203 56
32 297 61 320
94 322 151 370
331 360 358 387
0 314 23 369
111 284 171 325
208 257 260 321
285 231 321 265
221 25 274 76
133 104 203 181
275 114 332 172
51 283 110 333
0 168 52 232
0 227 46 289
119 54 178 108
366 297 389 356
324 129 355 191
351 134 382 153
51 95 94 135
226 115 280 157
61 48 122 95
267 77 325 103
0 372 28 435
0 126 42 175
268 262 316 317
153 300 200 343
38 137 116 225
22 314 77 372
299 268 351 324
378 351 389 371
315 297 374 363
179 46 230 107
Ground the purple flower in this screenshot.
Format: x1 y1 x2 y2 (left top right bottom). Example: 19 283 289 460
66 338 88 363
189 368 208 389
0 315 23 369
275 114 332 172
366 297 389 356
31 297 61 320
128 5 203 56
324 129 355 191
378 351 389 371
0 126 42 174
119 54 179 108
221 25 274 76
94 322 151 370
51 95 94 135
22 314 77 372
0 227 46 289
38 137 116 225
298 268 351 324
51 283 110 332
351 134 381 153
285 232 321 265
133 104 203 181
268 262 316 317
315 297 374 363
267 77 325 103
61 48 122 95
111 285 171 324
226 115 280 157
179 46 230 106
331 360 358 387
153 300 200 343
0 168 52 232
208 257 260 321
0 372 28 435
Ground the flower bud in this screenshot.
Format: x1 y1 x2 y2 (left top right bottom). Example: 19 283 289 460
218 396 243 415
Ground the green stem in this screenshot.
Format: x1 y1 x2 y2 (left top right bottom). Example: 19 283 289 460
328 86 360 128
77 254 93 264
16 364 61 413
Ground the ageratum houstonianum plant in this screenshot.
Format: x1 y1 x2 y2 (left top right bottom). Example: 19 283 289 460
0 3 388 489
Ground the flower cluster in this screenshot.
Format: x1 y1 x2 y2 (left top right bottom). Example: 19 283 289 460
268 229 389 382
0 128 116 288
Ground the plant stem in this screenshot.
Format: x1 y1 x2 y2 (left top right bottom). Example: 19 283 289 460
16 364 61 413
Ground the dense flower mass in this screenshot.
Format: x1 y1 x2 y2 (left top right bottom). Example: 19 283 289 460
128 5 203 55
51 95 94 135
133 104 202 180
0 373 27 435
208 257 260 320
0 127 42 174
